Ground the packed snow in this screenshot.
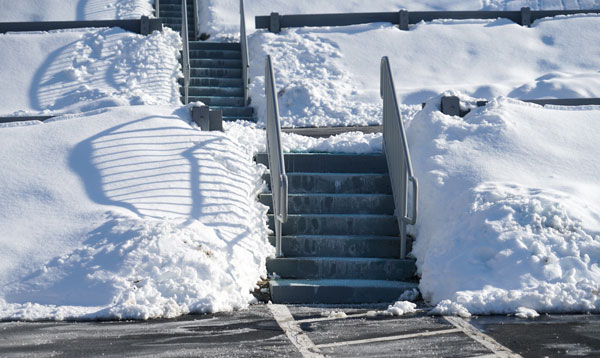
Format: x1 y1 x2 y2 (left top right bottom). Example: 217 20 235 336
0 27 181 117
0 0 154 22
411 96 600 315
0 105 271 320
247 15 600 127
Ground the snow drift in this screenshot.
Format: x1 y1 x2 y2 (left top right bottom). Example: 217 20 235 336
410 96 600 314
0 105 271 320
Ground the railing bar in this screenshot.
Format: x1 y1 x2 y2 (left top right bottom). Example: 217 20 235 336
155 0 160 18
240 0 250 106
182 0 190 105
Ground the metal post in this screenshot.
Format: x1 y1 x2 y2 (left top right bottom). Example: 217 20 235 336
521 7 531 27
398 10 409 30
269 12 281 33
155 0 160 18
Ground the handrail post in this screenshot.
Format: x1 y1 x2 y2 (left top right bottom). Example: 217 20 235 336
380 56 418 259
193 0 199 40
240 0 250 106
182 0 190 104
155 0 160 18
265 55 288 258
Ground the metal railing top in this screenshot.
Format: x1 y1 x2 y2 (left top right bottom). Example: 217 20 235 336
181 0 191 104
0 17 163 35
240 0 250 106
256 8 600 32
265 55 288 258
380 56 417 259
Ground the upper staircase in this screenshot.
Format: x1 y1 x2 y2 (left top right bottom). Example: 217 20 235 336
158 0 254 121
256 152 418 304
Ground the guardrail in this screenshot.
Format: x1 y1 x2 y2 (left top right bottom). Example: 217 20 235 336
256 8 600 33
240 0 250 105
0 17 163 35
380 56 418 259
181 0 191 104
440 96 600 117
265 55 289 258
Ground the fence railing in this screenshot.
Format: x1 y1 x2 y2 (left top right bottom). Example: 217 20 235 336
380 56 418 259
240 0 250 105
265 55 288 258
256 8 600 32
181 0 191 104
0 17 163 35
440 96 600 117
155 0 160 18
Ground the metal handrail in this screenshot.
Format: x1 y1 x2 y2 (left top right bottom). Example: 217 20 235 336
181 0 191 104
265 55 288 258
155 0 160 18
240 0 250 105
380 56 418 259
193 0 199 40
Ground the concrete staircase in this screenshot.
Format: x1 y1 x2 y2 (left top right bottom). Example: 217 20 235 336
256 152 418 304
158 0 254 121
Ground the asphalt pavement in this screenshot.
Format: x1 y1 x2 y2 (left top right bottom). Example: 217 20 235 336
0 304 598 357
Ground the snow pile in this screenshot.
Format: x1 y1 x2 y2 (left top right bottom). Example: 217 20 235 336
224 121 383 155
0 105 271 320
515 307 540 318
199 0 600 39
0 0 154 22
0 27 181 117
247 15 600 127
429 300 472 318
410 96 600 315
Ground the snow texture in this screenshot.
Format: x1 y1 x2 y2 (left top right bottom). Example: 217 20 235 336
0 27 181 117
0 0 154 21
515 307 540 318
0 105 271 320
410 95 600 315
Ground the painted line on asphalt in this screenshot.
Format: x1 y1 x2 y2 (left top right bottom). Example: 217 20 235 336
294 313 368 324
315 328 461 349
444 316 523 358
269 304 324 358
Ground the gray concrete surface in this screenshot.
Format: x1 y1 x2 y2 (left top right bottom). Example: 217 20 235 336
0 304 599 357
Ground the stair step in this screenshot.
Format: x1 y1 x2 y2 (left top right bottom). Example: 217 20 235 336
267 257 416 280
189 49 241 59
187 96 245 106
223 115 255 122
260 193 394 215
263 172 392 194
190 59 242 68
188 86 244 97
255 153 388 173
190 68 242 78
268 235 408 258
189 42 241 51
186 77 243 87
270 279 418 304
268 214 399 236
212 106 253 117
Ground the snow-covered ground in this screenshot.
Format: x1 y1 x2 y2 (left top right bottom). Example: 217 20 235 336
411 96 600 315
0 0 154 22
1 0 599 319
0 106 271 320
0 27 181 117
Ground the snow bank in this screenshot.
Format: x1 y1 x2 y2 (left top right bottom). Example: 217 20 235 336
410 95 600 315
199 0 599 40
0 0 154 21
247 15 600 127
0 105 271 320
224 121 383 154
0 27 181 117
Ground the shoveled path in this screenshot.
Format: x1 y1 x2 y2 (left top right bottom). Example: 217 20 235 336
0 304 598 357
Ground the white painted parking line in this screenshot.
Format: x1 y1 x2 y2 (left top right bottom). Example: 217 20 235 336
444 316 523 358
268 304 324 358
315 328 461 349
294 313 367 324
